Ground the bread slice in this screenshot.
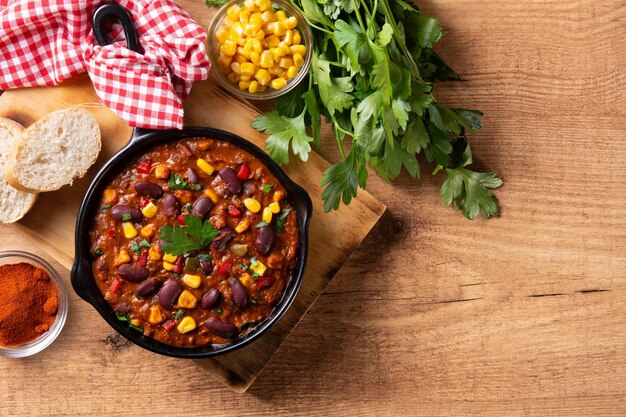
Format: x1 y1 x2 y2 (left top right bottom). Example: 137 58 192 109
0 118 38 223
6 108 102 192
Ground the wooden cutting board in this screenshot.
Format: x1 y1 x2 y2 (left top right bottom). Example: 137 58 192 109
0 73 384 392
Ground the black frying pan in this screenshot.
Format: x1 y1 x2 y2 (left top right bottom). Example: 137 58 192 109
71 2 312 358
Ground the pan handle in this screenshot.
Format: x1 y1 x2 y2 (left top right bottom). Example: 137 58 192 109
92 2 142 54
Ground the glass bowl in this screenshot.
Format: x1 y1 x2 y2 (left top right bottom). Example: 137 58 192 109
0 251 68 358
207 0 313 100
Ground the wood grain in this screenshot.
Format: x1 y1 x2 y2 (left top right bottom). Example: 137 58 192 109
2 0 626 415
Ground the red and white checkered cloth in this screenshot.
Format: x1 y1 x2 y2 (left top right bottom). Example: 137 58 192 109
0 0 211 129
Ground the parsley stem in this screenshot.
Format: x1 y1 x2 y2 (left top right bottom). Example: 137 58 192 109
379 0 422 81
352 0 367 34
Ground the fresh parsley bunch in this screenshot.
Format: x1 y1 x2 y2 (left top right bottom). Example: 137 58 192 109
249 0 503 219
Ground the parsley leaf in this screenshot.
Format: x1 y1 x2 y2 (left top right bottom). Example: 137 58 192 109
169 173 201 191
252 110 314 165
311 53 354 116
275 208 292 232
440 168 503 220
262 184 274 193
130 239 151 255
321 145 368 212
160 215 219 256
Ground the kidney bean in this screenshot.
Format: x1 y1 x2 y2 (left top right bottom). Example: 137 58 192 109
134 181 163 198
110 205 142 223
117 264 149 283
199 259 213 274
205 317 238 339
228 277 248 308
200 288 221 309
186 168 200 184
161 193 178 217
135 278 162 298
211 227 235 251
218 167 242 194
255 226 275 256
191 197 212 218
159 280 182 310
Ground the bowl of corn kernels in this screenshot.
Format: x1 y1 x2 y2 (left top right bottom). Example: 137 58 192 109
207 0 312 100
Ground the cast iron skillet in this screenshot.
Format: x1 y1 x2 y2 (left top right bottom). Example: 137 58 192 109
71 2 312 358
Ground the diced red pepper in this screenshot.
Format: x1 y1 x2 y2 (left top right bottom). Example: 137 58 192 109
106 227 116 238
162 319 176 333
237 164 250 180
138 249 149 268
136 160 152 174
110 278 123 294
140 198 150 208
178 143 192 157
178 214 186 225
257 276 275 289
227 205 241 218
219 261 233 276
173 256 184 274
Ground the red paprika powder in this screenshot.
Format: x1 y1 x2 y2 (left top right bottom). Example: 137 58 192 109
0 263 58 346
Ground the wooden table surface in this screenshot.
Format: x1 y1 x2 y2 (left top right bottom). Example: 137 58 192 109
3 0 626 415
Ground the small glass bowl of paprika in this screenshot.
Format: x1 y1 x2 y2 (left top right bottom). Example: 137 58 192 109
0 251 68 358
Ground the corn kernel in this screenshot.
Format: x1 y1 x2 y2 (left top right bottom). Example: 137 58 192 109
141 202 158 219
131 319 143 329
270 48 283 62
250 260 267 276
178 290 198 309
234 54 248 64
231 21 245 37
290 44 306 56
254 29 265 40
149 307 164 324
182 274 201 289
115 249 131 266
262 206 273 223
221 39 237 56
270 77 287 89
227 4 241 20
244 38 255 50
243 198 261 213
255 0 272 11
235 218 251 233
269 65 283 76
239 9 250 24
218 53 233 72
241 75 252 81
284 16 298 29
261 10 276 23
122 222 137 239
240 273 254 288
138 225 154 239
236 46 251 59
263 22 276 34
293 30 301 44
274 21 286 36
215 27 229 44
149 245 162 261
286 65 298 79
154 165 169 179
244 0 254 8
293 53 304 67
204 188 219 204
275 10 287 21
227 72 240 83
248 80 259 93
250 51 261 65
255 68 272 85
196 158 215 175
231 61 241 74
265 34 280 48
103 188 117 204
273 190 284 202
163 261 174 271
239 62 255 76
257 83 267 92
249 13 262 27
276 57 293 69
269 201 280 213
177 316 196 334
283 29 293 45
259 50 274 68
163 253 178 263
239 80 251 90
